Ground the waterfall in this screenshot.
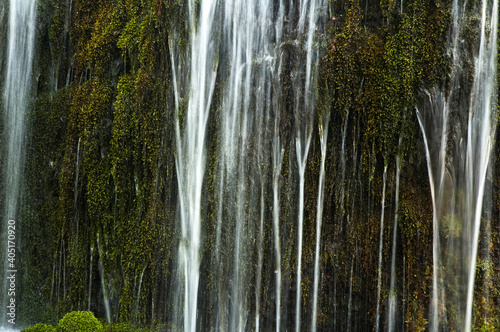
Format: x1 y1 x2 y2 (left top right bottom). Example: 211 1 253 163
74 137 81 239
255 185 265 332
215 0 277 330
417 0 498 330
294 134 312 332
272 3 285 330
1 0 37 328
88 246 93 311
311 109 330 331
97 235 111 324
375 165 388 332
273 135 284 331
167 0 327 330
169 0 219 330
339 111 349 233
387 149 402 332
347 252 355 332
294 1 324 330
464 0 498 329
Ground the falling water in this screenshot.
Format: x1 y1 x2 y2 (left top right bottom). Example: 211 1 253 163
294 134 312 332
387 151 401 332
1 0 37 328
216 0 278 330
169 0 219 331
255 186 265 332
273 134 284 331
464 0 498 329
311 108 330 331
167 0 326 329
88 246 93 311
417 89 448 331
347 252 355 332
135 266 147 322
294 1 324 330
375 165 387 332
402 256 405 332
339 111 349 233
96 236 111 323
417 0 498 330
272 5 285 332
74 138 81 238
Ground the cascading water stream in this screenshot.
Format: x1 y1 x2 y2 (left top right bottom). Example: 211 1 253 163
417 90 448 331
74 138 81 239
97 235 111 323
347 251 355 332
272 3 285 330
169 0 219 331
1 0 37 329
294 1 324 330
88 246 93 311
464 0 498 329
418 0 498 330
294 137 312 332
167 0 326 330
255 184 264 332
311 109 330 331
272 134 284 332
339 111 349 233
375 165 387 332
387 151 401 332
216 1 277 330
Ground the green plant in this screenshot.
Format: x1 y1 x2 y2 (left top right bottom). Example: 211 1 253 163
58 311 103 332
102 322 151 332
21 323 57 332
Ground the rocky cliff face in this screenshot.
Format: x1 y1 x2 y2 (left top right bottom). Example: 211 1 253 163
2 0 499 331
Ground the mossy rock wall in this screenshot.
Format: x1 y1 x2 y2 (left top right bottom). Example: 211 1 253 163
4 0 498 330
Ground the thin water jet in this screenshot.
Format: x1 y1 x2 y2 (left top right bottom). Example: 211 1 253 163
311 109 330 331
1 0 37 327
388 138 403 332
375 165 387 332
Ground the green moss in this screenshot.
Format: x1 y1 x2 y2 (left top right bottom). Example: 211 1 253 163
58 311 103 332
102 322 152 332
21 323 57 332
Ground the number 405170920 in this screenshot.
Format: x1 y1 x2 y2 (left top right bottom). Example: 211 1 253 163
7 220 15 266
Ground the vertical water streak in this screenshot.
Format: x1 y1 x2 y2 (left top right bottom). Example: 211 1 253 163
375 165 388 332
218 0 277 329
418 0 498 329
135 266 147 323
97 235 111 323
347 252 355 332
388 138 402 332
339 111 349 233
294 136 311 332
74 138 81 239
418 1 464 326
1 0 37 328
88 246 93 311
255 185 265 332
273 2 285 330
464 0 498 329
311 110 330 331
294 0 325 329
402 256 405 332
417 90 449 331
169 0 219 331
273 134 284 331
229 1 254 327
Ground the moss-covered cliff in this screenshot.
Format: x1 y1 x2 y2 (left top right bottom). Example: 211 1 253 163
2 0 498 331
